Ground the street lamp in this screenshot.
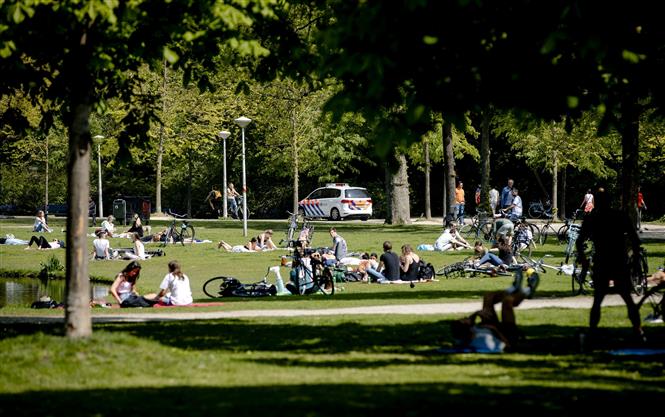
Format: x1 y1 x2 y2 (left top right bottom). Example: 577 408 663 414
218 131 231 218
233 116 252 236
93 135 105 218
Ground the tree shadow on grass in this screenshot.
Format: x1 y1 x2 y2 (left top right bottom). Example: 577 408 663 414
0 381 662 417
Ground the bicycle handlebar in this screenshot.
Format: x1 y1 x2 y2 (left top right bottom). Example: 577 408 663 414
167 210 188 219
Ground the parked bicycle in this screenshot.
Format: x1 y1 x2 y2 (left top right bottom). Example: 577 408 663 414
537 208 559 245
459 210 494 242
528 199 553 219
162 211 195 246
288 240 335 295
280 211 314 249
629 247 649 296
555 209 582 244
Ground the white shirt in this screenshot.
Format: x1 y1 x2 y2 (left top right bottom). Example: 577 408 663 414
159 273 193 306
101 220 115 235
93 238 110 258
434 229 453 250
512 196 523 217
133 240 145 259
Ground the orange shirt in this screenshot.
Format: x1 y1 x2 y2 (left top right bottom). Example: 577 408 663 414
455 188 465 204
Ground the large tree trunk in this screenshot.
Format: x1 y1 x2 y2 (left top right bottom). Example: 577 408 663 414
442 121 456 224
551 152 558 220
424 141 431 219
389 153 411 225
155 61 167 214
559 166 567 219
186 149 192 218
480 109 491 211
384 163 393 224
620 100 640 225
64 39 93 337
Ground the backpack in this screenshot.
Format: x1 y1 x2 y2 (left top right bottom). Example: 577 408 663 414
417 260 435 281
220 277 277 297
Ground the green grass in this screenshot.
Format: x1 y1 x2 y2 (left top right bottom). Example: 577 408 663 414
2 218 665 414
1 309 664 415
1 218 664 312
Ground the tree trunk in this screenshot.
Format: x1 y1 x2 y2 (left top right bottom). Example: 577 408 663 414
620 99 640 225
552 152 558 220
424 140 431 219
384 162 393 224
155 61 167 214
64 38 93 337
389 153 411 225
292 107 299 213
480 109 491 212
442 121 456 223
45 135 49 218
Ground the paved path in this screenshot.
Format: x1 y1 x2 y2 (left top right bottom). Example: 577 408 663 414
0 295 632 324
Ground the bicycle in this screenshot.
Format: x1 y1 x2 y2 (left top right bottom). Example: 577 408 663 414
628 247 649 296
459 210 494 242
637 282 664 323
537 208 559 245
288 241 335 295
528 199 553 219
555 209 582 244
280 211 314 249
229 195 249 220
511 219 536 256
162 211 195 246
203 267 285 298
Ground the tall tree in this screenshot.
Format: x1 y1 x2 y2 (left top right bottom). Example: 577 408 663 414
0 0 280 338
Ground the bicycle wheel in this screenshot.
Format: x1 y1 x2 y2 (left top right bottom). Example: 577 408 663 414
179 224 195 246
528 205 541 219
571 262 591 296
203 276 229 298
315 268 335 295
637 284 664 321
556 225 569 244
480 222 494 242
459 223 474 238
162 227 174 246
630 251 649 296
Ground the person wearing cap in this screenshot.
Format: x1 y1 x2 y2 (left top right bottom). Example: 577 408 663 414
101 215 116 237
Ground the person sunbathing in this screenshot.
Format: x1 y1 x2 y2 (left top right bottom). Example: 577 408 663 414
218 237 262 252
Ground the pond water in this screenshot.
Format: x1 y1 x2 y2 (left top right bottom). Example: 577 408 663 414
0 278 110 308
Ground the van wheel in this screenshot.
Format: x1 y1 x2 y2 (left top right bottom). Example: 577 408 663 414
360 216 369 221
330 208 341 221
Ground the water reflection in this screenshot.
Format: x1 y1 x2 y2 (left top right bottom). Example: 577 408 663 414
0 278 110 308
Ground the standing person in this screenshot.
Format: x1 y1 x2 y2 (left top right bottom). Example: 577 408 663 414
637 186 647 232
366 241 401 283
489 187 500 215
455 181 465 225
474 185 481 207
500 179 514 210
580 189 594 214
400 244 421 281
575 189 645 343
92 230 111 260
101 215 116 237
33 210 52 233
227 183 241 218
88 197 97 227
154 260 193 306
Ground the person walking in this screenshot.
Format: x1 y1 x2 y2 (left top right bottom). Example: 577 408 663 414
455 181 465 225
575 188 645 343
580 189 594 214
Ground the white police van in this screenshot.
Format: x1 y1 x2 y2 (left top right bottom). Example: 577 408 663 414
298 183 372 221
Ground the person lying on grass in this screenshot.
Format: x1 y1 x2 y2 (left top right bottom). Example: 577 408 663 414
450 268 540 352
24 235 65 250
218 237 261 252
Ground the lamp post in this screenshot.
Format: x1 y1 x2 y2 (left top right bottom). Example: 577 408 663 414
93 135 105 218
233 116 252 236
218 131 231 218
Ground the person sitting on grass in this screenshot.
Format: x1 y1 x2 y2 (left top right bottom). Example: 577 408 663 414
474 236 515 271
256 229 277 250
123 232 148 260
366 241 401 283
153 260 193 306
101 215 116 237
400 244 421 281
110 261 157 308
434 222 471 251
218 237 261 253
450 268 540 352
25 235 64 250
92 230 111 259
33 210 52 233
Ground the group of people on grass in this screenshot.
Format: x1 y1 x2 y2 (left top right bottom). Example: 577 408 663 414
109 260 193 307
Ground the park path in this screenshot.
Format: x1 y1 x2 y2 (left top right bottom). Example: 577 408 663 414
0 294 631 324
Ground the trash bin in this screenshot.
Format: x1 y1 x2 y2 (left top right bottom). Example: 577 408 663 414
113 199 127 226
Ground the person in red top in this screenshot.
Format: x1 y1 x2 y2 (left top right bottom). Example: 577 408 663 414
637 186 647 232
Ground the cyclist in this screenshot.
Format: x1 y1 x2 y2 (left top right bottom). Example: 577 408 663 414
500 188 523 221
227 183 241 218
204 186 222 215
575 188 645 343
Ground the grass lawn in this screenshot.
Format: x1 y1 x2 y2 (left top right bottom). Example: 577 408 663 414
1 218 665 414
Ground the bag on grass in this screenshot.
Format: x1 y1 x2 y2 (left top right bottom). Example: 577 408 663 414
417 260 435 281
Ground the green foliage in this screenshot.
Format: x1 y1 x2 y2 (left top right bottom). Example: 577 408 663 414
39 255 64 280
